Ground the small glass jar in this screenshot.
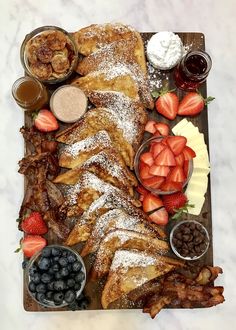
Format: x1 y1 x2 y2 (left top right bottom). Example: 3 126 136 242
174 50 212 91
12 76 48 111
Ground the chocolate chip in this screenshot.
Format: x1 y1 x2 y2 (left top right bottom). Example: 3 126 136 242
183 235 189 242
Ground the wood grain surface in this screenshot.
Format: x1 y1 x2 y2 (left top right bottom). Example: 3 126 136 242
23 32 213 312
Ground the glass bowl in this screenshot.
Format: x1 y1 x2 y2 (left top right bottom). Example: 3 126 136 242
20 26 78 84
26 245 86 308
134 136 193 195
169 220 210 261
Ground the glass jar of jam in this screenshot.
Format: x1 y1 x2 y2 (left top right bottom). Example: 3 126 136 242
12 76 48 111
174 50 212 91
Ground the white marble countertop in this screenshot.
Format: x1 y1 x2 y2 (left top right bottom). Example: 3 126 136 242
0 0 235 329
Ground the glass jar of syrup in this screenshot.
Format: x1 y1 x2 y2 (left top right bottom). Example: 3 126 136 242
12 76 48 111
174 50 212 91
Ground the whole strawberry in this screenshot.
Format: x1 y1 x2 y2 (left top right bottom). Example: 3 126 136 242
21 212 48 235
162 192 193 219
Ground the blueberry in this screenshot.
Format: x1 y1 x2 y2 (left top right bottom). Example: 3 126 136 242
46 291 54 301
67 253 77 263
28 281 36 293
53 256 60 262
72 261 82 272
38 257 51 271
69 272 76 278
53 292 64 305
67 278 76 288
31 272 41 284
62 250 68 257
60 267 69 277
55 272 62 280
36 283 47 293
67 264 72 272
36 292 46 303
29 264 38 276
68 301 79 311
54 280 66 291
41 273 53 284
47 281 55 291
77 297 90 310
64 290 76 304
59 257 68 267
48 267 55 275
52 263 60 273
74 283 81 291
75 271 85 283
51 247 61 257
22 260 29 269
41 247 52 257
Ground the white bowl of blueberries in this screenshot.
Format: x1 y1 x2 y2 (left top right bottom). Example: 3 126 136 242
26 245 88 309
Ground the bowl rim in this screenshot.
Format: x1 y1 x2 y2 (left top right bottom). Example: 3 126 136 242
169 220 210 261
26 244 86 308
20 25 78 84
134 135 193 195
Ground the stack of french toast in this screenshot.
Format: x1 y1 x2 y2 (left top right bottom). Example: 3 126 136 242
53 23 184 309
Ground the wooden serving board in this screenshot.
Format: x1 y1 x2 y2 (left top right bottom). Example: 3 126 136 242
23 32 213 312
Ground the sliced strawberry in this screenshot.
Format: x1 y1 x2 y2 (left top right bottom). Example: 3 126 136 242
151 142 166 158
182 146 196 160
148 207 168 225
136 185 149 196
18 235 47 258
166 136 187 156
178 92 215 116
149 165 170 177
143 193 163 213
154 89 179 120
167 165 186 183
140 152 154 166
145 120 157 134
160 181 183 192
139 163 153 180
183 160 190 176
34 109 59 132
154 147 176 166
175 153 185 166
153 131 161 137
142 176 165 189
154 123 170 136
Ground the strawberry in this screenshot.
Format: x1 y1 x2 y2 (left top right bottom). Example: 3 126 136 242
139 163 153 180
167 165 186 183
149 165 170 177
33 109 59 132
140 152 154 166
154 123 170 136
178 92 215 116
175 153 185 166
145 120 156 134
142 176 165 189
15 235 47 258
153 88 179 120
162 191 194 219
139 194 144 202
148 207 168 225
166 136 187 156
183 160 190 176
21 212 48 235
182 146 196 160
159 181 182 192
136 185 149 197
151 142 166 158
154 147 176 166
143 193 163 213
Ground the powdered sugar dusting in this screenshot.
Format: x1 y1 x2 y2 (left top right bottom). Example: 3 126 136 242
110 250 156 271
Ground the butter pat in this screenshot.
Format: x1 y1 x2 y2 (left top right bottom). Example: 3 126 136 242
147 31 183 70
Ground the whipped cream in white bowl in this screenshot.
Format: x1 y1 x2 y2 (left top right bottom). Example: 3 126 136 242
147 31 183 70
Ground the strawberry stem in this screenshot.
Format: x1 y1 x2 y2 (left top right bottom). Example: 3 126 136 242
196 90 215 105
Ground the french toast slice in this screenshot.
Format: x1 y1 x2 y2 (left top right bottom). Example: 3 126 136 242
90 229 169 280
88 91 147 152
58 130 113 169
72 72 139 101
64 191 165 246
81 209 165 257
53 150 137 196
101 250 184 309
73 23 147 74
56 108 134 168
76 43 154 109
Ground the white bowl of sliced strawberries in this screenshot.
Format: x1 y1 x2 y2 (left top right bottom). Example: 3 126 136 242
134 135 195 195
